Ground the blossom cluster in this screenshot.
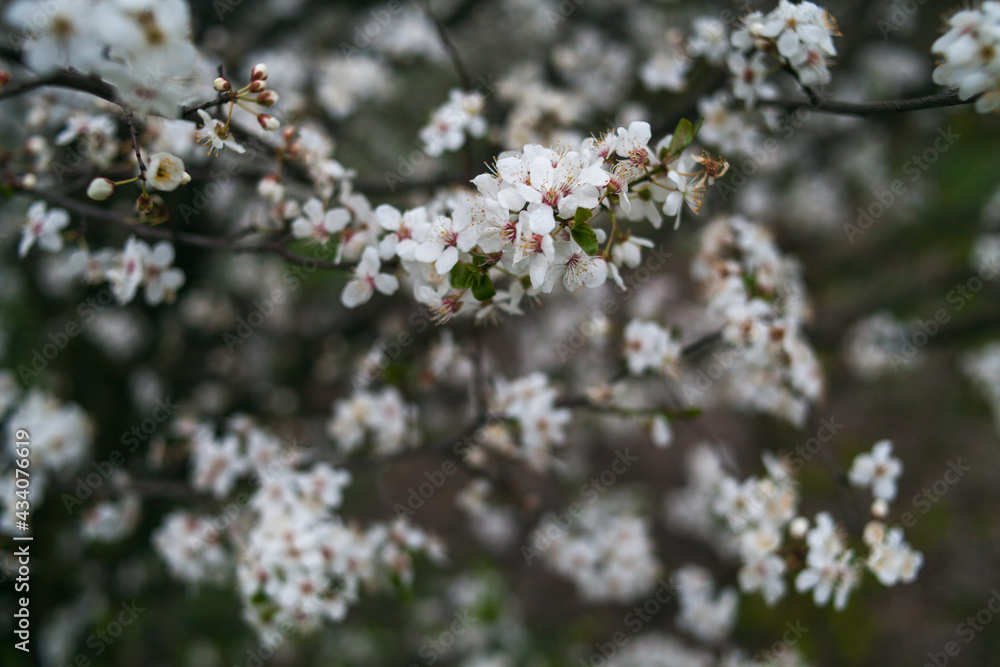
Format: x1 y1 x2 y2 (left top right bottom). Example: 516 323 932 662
419 88 488 157
0 377 94 534
689 215 822 425
490 372 570 470
670 440 922 614
932 2 1000 113
6 0 200 117
153 416 445 635
534 494 662 603
327 386 417 457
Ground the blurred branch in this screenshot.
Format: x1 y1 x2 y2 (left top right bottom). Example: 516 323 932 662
759 88 974 117
419 0 473 91
26 188 349 271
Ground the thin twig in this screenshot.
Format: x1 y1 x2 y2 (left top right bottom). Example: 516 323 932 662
759 88 974 117
418 0 473 91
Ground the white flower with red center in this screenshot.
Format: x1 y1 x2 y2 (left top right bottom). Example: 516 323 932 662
932 4 1000 113
195 109 246 155
496 146 609 235
544 240 608 292
291 198 350 244
614 121 652 168
142 241 185 305
662 156 705 229
759 0 837 61
727 51 777 107
511 221 556 289
18 201 69 258
107 236 148 304
738 553 787 606
623 319 681 376
146 152 188 192
375 204 427 261
341 246 399 308
413 214 479 274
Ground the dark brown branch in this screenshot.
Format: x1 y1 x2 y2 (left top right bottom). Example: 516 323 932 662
29 189 348 271
759 88 974 117
419 0 473 91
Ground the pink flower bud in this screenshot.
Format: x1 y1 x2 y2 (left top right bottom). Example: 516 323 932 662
257 114 281 131
251 63 269 81
249 79 266 93
256 91 279 107
213 77 231 92
87 177 116 200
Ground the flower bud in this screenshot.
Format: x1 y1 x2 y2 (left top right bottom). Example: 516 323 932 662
251 63 269 81
25 136 46 155
0 70 10 90
257 114 280 131
87 177 116 200
789 516 809 539
249 79 266 93
213 77 231 92
21 173 37 190
136 192 153 214
870 498 889 520
181 172 192 185
256 91 279 107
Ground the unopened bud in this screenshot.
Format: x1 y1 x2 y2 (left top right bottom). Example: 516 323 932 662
251 63 268 81
256 91 279 107
87 177 115 200
180 172 192 185
136 192 153 214
249 79 266 93
257 114 280 131
870 498 889 520
213 77 231 92
25 136 46 155
789 516 809 539
21 173 37 190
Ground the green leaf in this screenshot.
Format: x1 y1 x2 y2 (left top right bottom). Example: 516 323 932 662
574 207 593 227
450 262 478 289
667 117 703 156
471 274 496 301
571 221 600 256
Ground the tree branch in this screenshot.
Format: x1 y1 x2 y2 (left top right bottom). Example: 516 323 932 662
759 88 974 117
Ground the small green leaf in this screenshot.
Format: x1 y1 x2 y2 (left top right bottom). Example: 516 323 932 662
471 274 496 301
571 221 600 256
450 262 478 289
667 117 703 156
574 207 593 227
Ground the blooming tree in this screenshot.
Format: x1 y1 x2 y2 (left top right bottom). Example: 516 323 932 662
0 0 998 665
